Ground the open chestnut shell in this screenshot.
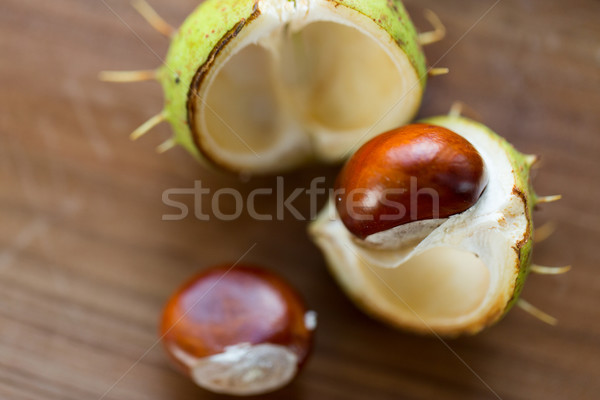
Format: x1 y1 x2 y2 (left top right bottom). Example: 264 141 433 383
160 264 315 396
335 123 488 239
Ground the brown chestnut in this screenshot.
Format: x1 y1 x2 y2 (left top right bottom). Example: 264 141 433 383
160 264 315 396
335 123 488 239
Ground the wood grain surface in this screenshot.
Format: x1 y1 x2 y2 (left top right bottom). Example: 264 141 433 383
1 0 599 399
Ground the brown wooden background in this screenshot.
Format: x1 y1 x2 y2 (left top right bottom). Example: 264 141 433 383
1 0 599 399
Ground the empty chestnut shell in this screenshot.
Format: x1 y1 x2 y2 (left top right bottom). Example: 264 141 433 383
160 264 315 396
335 123 488 239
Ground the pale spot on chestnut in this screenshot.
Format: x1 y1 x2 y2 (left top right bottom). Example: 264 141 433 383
160 265 314 395
335 123 488 239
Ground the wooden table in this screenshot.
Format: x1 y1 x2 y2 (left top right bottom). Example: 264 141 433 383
1 0 599 399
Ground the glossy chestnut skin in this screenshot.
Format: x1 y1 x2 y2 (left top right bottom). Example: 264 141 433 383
160 264 313 374
335 123 488 239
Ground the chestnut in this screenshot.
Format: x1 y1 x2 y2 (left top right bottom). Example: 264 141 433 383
335 123 488 239
160 264 315 396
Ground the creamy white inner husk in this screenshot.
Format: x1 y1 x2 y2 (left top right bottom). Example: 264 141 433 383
190 343 298 396
310 117 528 333
195 0 422 172
169 311 317 395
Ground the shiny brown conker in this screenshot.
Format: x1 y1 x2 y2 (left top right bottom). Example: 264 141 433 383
160 264 315 395
335 123 488 239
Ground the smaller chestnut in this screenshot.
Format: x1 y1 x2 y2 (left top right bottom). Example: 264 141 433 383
335 123 488 239
160 264 316 396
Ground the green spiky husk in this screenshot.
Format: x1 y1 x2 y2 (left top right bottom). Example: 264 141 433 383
158 0 426 163
159 0 259 160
